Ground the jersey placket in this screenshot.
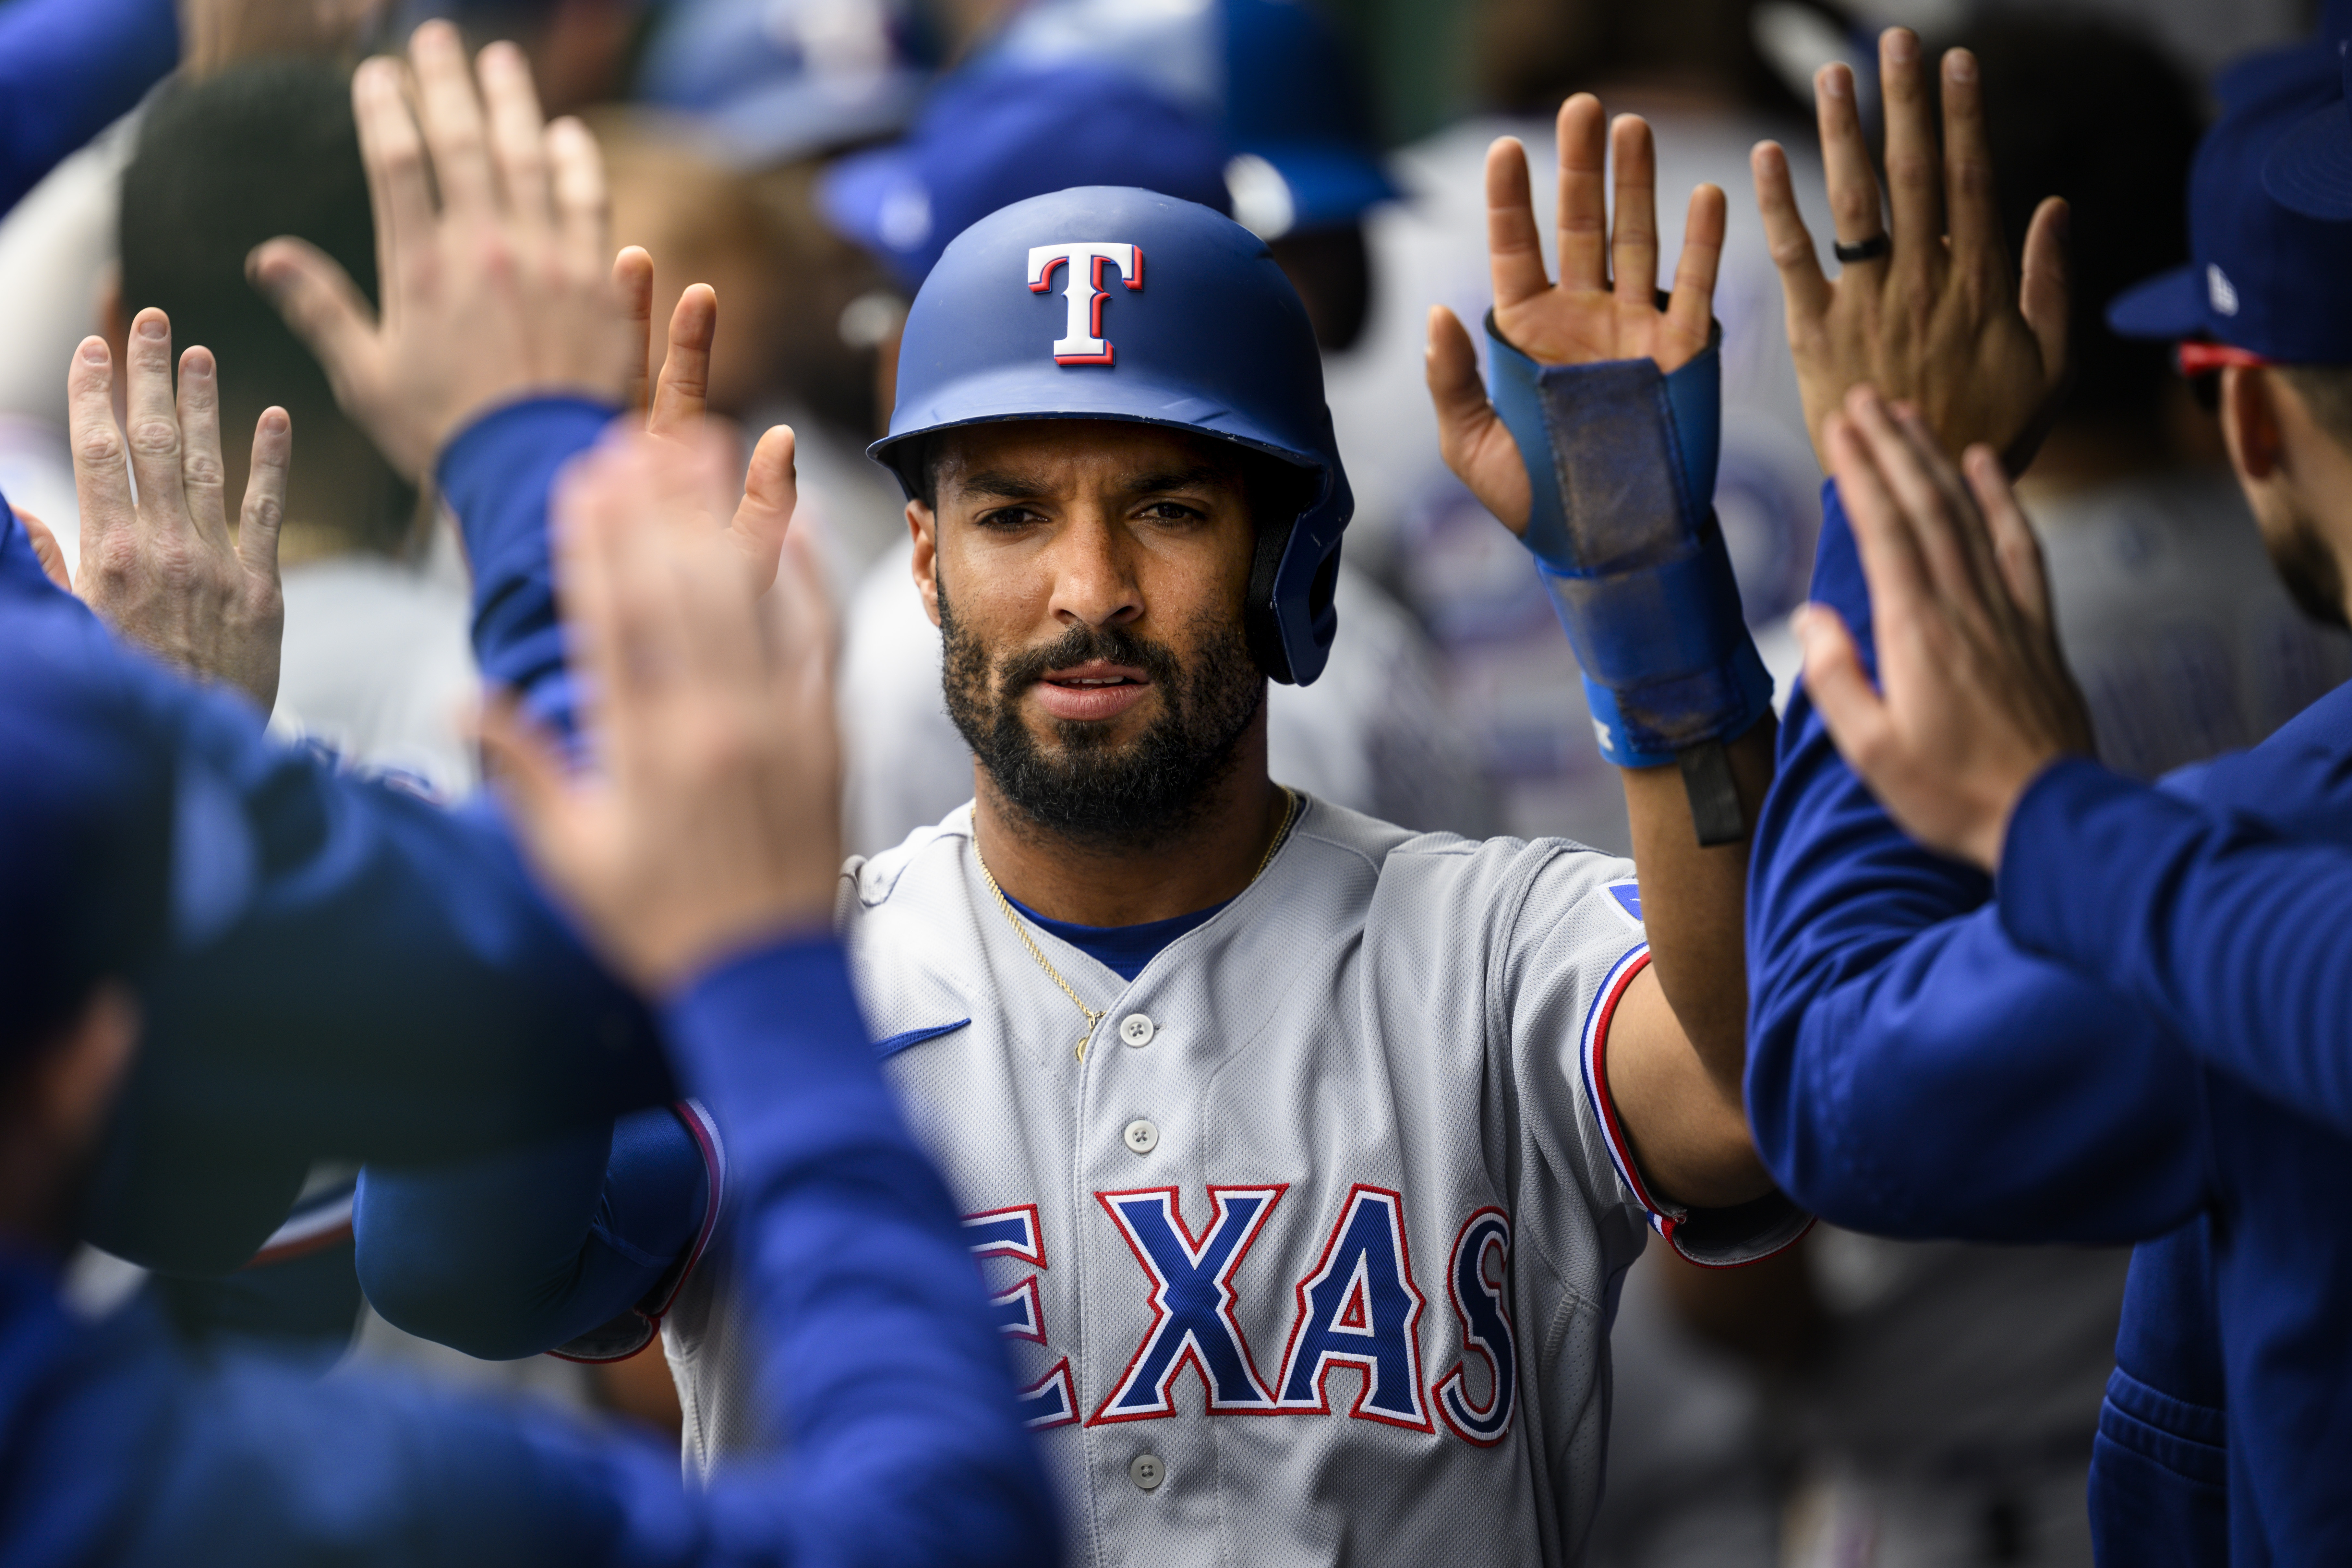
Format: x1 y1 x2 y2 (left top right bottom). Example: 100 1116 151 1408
1068 935 1246 1558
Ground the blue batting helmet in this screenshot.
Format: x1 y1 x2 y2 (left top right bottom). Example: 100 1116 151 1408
869 185 1352 685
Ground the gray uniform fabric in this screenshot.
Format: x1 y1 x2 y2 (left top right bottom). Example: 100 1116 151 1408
664 796 1803 1565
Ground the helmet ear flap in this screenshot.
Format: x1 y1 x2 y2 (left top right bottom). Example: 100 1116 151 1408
1245 516 1298 684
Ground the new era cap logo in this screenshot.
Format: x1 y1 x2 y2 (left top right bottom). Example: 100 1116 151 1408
1028 242 1142 365
2208 263 2240 318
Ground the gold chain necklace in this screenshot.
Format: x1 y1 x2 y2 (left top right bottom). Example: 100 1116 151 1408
973 788 1299 1061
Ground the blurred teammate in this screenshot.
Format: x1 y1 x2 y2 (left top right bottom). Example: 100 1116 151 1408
0 416 1058 1565
1738 23 2352 1564
1748 24 2322 1567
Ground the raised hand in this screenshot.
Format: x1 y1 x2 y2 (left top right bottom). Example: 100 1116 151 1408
251 22 635 482
1427 96 1725 533
1754 29 2069 473
1796 386 2095 871
611 251 800 594
478 427 842 995
69 312 290 710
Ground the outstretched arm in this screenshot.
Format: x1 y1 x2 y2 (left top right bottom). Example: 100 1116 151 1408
1428 96 1775 1210
1741 31 2211 1240
281 30 801 1357
480 428 1056 1564
1806 383 2352 1141
109 428 1056 1568
1749 474 2207 1239
4 303 679 1275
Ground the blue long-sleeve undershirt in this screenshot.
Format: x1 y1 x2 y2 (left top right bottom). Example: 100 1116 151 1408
1748 479 2352 1564
6 937 1061 1566
0 0 179 215
1744 481 2209 1243
1999 753 2352 1137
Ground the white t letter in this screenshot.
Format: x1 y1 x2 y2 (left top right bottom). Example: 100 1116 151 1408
1026 242 1143 365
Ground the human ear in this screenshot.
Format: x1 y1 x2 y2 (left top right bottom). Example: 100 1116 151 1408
2220 366 2284 482
909 500 942 628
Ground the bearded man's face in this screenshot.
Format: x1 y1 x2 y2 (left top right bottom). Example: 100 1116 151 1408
914 420 1268 850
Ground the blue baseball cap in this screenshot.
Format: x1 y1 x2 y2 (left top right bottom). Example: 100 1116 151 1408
2261 0 2352 217
989 0 1397 239
633 0 932 168
818 60 1230 294
2106 36 2352 363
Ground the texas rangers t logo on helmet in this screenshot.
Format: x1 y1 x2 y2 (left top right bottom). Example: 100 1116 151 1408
1027 242 1142 365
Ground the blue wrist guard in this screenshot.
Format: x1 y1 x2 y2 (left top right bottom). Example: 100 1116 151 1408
1483 314 1772 785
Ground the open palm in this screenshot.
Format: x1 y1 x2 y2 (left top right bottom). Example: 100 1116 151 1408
1428 95 1725 534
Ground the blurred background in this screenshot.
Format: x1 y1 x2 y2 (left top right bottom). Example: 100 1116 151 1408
7 0 2336 1564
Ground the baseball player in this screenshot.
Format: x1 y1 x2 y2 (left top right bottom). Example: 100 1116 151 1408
1737 25 2352 1563
0 426 1058 1566
274 31 1809 1565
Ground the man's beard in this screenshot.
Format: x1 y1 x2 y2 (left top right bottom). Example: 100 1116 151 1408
939 576 1264 852
2265 512 2350 631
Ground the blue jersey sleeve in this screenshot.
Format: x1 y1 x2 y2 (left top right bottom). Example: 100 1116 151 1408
1998 753 2352 1138
353 1105 705 1361
437 396 615 735
343 399 708 1362
0 0 178 215
1744 482 2208 1242
96 937 1058 1568
0 506 670 1277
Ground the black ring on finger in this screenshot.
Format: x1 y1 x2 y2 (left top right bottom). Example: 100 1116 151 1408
1833 234 1891 264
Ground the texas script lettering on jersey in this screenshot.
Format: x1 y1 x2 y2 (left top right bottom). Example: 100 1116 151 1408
959 1189 1518 1445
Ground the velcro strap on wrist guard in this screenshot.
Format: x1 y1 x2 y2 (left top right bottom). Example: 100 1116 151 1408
1484 312 1770 768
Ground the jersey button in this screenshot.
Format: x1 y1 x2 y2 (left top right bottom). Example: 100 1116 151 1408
1129 1453 1166 1492
1119 1013 1155 1048
1123 1119 1160 1155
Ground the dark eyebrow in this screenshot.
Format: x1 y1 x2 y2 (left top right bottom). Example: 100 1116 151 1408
948 464 1236 502
952 469 1053 501
1123 466 1233 496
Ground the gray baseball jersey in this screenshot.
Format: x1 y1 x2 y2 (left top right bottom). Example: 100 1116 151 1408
661 795 1805 1565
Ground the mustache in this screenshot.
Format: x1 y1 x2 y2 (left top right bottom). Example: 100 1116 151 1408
993 621 1186 697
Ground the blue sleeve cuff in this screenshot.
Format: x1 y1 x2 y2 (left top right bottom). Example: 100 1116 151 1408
435 396 620 734
661 931 876 1109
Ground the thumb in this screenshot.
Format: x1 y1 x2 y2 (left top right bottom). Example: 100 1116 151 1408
728 423 798 596
1425 304 1530 532
1794 604 1892 773
249 237 381 407
2019 196 2070 384
15 507 72 594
